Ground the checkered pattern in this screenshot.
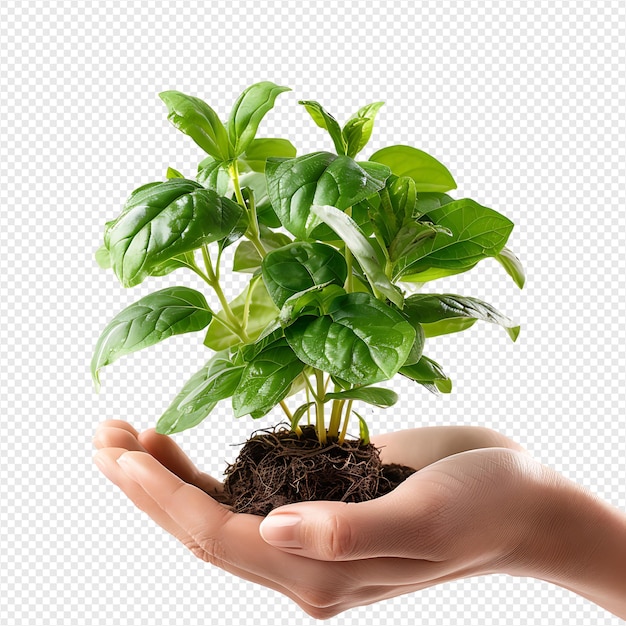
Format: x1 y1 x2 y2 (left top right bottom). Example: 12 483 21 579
1 0 625 623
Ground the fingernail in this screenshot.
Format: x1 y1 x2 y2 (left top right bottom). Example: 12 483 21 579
259 513 302 548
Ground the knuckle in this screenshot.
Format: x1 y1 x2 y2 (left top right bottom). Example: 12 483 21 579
315 512 353 560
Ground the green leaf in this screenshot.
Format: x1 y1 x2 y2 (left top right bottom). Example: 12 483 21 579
310 205 403 308
148 251 196 277
236 166 282 228
284 292 415 385
262 242 347 308
290 401 315 431
91 286 212 391
265 152 390 239
242 138 297 171
232 338 305 417
95 244 111 269
389 221 450 263
196 157 231 195
279 283 346 328
159 91 232 161
404 293 520 341
104 179 243 288
228 81 291 155
354 411 371 445
402 322 425 366
400 264 479 284
394 198 514 280
166 166 184 179
325 386 398 407
155 350 244 435
400 355 452 393
299 100 346 155
370 145 457 192
203 279 279 351
496 246 526 289
342 101 384 158
238 326 285 362
233 227 292 273
414 192 455 218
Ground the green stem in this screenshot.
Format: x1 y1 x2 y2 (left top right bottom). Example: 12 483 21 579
305 382 312 425
314 369 327 444
337 399 354 445
202 245 250 343
280 400 302 436
327 397 344 440
229 160 267 259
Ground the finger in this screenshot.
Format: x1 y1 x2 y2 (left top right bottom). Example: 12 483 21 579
371 425 527 470
259 475 444 561
95 420 140 437
138 429 224 496
93 448 191 545
93 426 147 452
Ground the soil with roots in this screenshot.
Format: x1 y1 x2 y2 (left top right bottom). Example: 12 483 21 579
217 424 416 516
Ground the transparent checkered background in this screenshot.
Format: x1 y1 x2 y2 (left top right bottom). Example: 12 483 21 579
1 0 625 624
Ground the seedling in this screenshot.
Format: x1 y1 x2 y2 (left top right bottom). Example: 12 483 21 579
92 81 524 513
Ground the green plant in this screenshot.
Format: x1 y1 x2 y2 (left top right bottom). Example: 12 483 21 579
92 81 524 446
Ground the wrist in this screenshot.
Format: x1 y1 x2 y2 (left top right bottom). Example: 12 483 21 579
505 462 626 619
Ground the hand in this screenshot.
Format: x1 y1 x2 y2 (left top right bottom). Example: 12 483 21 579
93 421 533 618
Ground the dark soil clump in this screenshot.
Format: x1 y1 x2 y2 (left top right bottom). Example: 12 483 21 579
220 424 416 516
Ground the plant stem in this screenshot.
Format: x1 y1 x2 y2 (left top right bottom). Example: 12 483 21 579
229 160 267 259
314 369 327 444
327 396 344 439
337 399 354 445
305 383 312 425
202 244 250 343
279 400 302 436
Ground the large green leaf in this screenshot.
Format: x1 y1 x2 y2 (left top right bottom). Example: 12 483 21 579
299 100 346 155
104 179 243 288
159 91 232 161
342 102 384 158
496 246 526 289
228 82 291 155
370 145 457 192
232 338 305 417
394 198 514 280
203 279 279 351
404 293 520 341
262 242 347 308
400 355 452 393
284 292 415 385
265 152 390 239
310 205 403 308
91 287 212 391
155 350 244 435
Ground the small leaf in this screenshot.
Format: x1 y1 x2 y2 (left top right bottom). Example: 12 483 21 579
402 322 425 366
496 246 526 289
290 401 315 431
299 100 346 155
404 293 519 341
159 91 232 161
149 251 196 277
262 242 347 308
196 157 232 195
166 166 184 179
343 101 384 158
155 351 243 435
242 138 297 172
370 145 457 192
95 244 111 269
233 227 292 273
394 198 514 280
353 411 370 445
265 152 390 239
279 283 346 328
389 221 450 263
400 355 452 393
232 338 305 417
203 280 279 351
104 179 243 288
310 205 403 308
325 386 398 407
91 287 212 391
285 292 415 386
228 81 291 155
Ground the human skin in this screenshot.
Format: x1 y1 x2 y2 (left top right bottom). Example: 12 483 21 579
93 421 626 620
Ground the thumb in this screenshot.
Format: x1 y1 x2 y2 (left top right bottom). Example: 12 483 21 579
258 485 431 561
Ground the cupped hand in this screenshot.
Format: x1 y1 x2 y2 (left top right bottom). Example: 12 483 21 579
93 421 539 619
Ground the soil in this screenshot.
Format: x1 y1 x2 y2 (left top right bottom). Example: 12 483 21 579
218 424 416 516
